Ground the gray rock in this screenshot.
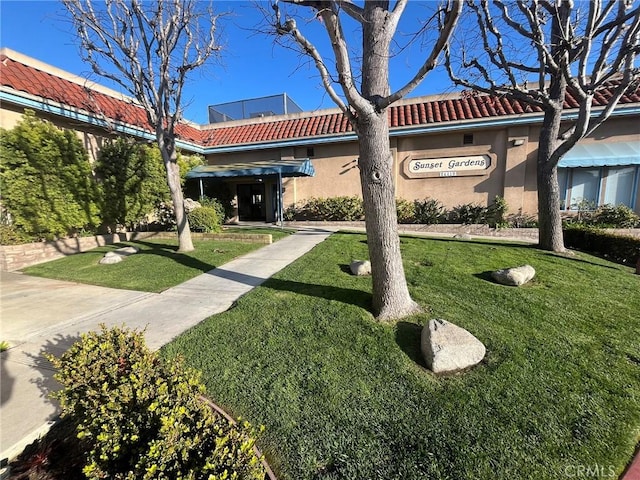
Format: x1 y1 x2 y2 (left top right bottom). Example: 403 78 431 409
421 319 486 374
100 246 139 265
453 233 472 239
99 254 122 264
183 198 201 213
114 246 139 256
491 264 535 286
350 260 371 276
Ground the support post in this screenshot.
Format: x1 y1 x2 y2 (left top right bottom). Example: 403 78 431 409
278 170 284 228
199 179 204 198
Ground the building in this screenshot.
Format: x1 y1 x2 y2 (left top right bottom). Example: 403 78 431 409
1 48 639 224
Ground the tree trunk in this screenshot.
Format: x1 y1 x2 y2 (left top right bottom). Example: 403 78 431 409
357 114 421 320
350 1 421 320
159 131 194 252
535 4 571 253
536 162 565 252
536 106 566 253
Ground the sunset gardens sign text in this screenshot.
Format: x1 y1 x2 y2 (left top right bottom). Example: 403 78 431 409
406 155 491 178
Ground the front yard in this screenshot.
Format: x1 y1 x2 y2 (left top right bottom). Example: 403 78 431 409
161 233 640 479
21 228 293 292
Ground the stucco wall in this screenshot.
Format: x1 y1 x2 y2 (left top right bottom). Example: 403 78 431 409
205 114 639 217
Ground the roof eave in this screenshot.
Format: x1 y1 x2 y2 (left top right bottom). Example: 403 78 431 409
0 87 206 154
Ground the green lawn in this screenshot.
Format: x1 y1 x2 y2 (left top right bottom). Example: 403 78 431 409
162 233 640 480
21 228 292 292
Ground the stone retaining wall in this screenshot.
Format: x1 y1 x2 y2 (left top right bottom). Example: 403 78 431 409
0 231 272 272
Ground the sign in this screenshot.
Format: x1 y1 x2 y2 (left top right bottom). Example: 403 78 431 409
406 155 491 178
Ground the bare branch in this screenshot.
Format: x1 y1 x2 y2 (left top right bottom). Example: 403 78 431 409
272 2 352 115
382 0 462 107
63 0 220 132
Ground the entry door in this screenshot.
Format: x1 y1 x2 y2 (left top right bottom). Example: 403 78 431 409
237 183 266 221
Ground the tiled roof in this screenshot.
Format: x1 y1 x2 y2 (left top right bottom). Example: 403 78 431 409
199 84 640 147
2 51 639 150
0 53 202 144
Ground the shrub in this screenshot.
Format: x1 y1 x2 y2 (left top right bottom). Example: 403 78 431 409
187 206 222 233
449 203 486 224
413 198 445 224
198 196 226 223
303 196 365 221
48 325 266 480
486 195 509 228
0 110 100 238
507 210 538 228
95 139 168 231
563 225 640 266
593 204 639 228
396 199 416 224
177 152 205 186
151 202 177 231
0 224 35 245
283 204 299 221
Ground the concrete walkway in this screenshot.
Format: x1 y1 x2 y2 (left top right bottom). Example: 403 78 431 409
0 228 333 463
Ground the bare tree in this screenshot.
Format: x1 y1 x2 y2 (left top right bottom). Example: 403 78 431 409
445 0 640 252
63 0 221 252
270 0 461 320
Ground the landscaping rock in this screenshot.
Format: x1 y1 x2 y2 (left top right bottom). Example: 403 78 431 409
421 319 486 374
184 198 201 213
453 233 472 239
100 246 139 265
99 254 122 264
114 246 139 256
491 264 535 286
350 260 371 276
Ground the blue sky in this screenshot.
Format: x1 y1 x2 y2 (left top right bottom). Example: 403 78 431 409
1 1 457 124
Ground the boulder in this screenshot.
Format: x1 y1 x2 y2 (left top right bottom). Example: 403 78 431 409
453 233 472 240
114 246 139 256
100 246 139 265
99 254 122 264
491 264 535 286
350 260 371 276
421 319 486 374
183 198 201 213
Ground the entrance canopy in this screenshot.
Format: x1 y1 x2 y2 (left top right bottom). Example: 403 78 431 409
559 141 640 168
186 158 315 179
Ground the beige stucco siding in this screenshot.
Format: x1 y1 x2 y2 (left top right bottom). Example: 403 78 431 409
395 129 508 210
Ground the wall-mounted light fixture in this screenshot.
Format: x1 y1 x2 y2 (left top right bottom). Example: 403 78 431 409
512 139 525 146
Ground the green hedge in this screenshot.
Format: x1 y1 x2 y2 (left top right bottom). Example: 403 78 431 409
285 196 509 227
48 325 266 480
188 206 222 233
563 225 640 266
0 110 100 239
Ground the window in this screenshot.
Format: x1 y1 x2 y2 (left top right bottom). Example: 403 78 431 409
570 168 600 209
558 165 639 210
463 134 474 145
306 147 315 158
603 166 635 206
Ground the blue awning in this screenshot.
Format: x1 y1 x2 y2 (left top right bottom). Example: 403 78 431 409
186 159 315 179
559 141 640 168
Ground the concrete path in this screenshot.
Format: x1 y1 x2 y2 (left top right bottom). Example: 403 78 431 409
0 228 333 463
